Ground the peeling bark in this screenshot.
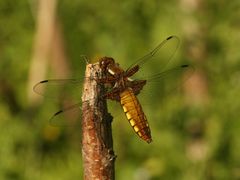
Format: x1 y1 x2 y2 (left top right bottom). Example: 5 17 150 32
82 62 116 180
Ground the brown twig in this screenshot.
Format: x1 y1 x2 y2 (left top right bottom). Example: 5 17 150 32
81 62 116 180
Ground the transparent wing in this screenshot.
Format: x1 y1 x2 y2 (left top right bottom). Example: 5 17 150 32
49 102 82 127
33 79 84 126
33 79 83 98
127 36 194 101
143 64 194 96
127 36 181 78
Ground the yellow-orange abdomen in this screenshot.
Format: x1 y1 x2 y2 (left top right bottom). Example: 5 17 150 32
120 88 152 143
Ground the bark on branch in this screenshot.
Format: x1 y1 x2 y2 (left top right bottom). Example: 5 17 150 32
81 62 116 180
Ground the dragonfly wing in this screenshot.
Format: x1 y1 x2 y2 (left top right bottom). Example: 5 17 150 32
145 64 194 94
126 36 194 100
127 36 181 78
49 103 82 126
33 79 84 126
33 79 83 99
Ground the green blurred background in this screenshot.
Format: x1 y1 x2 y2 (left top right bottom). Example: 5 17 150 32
0 0 240 179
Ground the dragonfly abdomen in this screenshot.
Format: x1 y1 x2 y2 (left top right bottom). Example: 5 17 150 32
120 88 152 143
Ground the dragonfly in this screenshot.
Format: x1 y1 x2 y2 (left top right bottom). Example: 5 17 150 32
34 35 194 143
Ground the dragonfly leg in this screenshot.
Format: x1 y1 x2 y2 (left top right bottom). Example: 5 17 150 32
130 80 147 95
94 75 118 86
103 89 120 101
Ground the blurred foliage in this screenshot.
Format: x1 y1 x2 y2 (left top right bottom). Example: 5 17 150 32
0 0 240 179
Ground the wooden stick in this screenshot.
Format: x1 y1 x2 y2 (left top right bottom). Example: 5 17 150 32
81 62 116 180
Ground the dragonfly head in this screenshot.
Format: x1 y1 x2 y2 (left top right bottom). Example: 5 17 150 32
99 57 124 78
99 57 115 71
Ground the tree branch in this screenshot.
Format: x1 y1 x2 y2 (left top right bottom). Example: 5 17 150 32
81 62 116 180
